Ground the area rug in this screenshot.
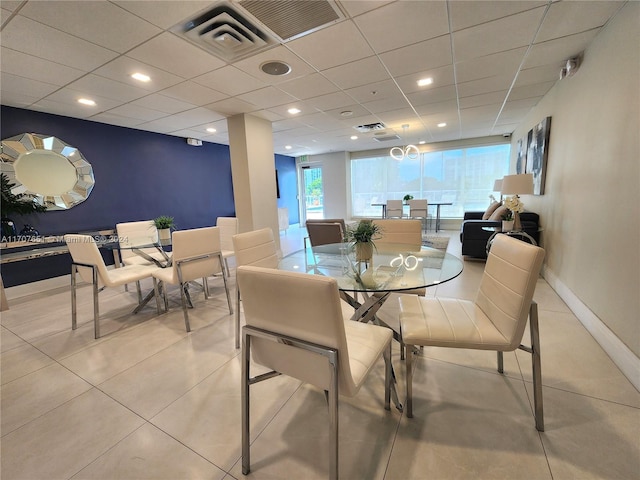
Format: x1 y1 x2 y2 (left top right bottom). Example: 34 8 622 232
422 234 450 251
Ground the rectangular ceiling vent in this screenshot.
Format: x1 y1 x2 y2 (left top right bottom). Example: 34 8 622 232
354 122 386 133
171 1 278 62
239 0 344 42
373 135 401 142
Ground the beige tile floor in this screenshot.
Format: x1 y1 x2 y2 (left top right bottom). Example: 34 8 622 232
1 226 638 480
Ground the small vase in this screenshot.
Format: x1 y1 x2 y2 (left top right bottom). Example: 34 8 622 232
355 242 373 263
158 228 171 242
502 220 514 232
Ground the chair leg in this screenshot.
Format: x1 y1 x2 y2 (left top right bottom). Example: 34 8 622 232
327 353 339 480
179 282 191 332
153 279 162 314
202 277 210 299
136 280 142 303
92 267 100 339
497 351 504 373
529 302 544 432
405 343 414 418
221 268 233 315
382 341 391 411
71 265 78 330
241 330 251 475
235 288 241 349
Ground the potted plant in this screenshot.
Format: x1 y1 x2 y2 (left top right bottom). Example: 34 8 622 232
344 219 382 262
403 194 414 204
1 173 46 240
154 215 175 241
502 195 524 232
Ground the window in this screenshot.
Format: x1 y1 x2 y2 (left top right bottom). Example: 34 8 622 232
351 144 510 218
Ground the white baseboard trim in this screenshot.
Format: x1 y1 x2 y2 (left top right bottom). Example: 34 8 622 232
543 266 640 392
5 275 70 301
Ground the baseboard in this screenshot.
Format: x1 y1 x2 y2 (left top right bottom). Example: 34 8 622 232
5 275 70 301
542 266 640 391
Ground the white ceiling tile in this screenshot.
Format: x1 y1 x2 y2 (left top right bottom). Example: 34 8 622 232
344 79 399 104
43 87 124 112
321 56 390 90
277 73 340 100
395 65 456 95
89 112 147 128
525 30 599 69
536 1 624 43
323 104 375 121
0 47 85 86
0 73 60 102
455 47 528 83
305 91 356 112
459 90 508 109
286 20 374 70
1 15 117 70
30 98 108 119
65 75 151 103
453 7 547 62
250 110 285 122
509 81 555 101
414 99 459 116
457 75 514 98
132 93 196 114
339 1 394 18
237 87 297 110
160 81 228 105
113 1 212 29
233 46 316 84
297 112 342 130
194 66 266 96
19 1 161 53
93 56 185 92
204 98 258 116
354 0 449 53
449 1 547 32
105 103 169 122
127 32 226 79
379 35 453 77
406 85 458 107
515 64 561 87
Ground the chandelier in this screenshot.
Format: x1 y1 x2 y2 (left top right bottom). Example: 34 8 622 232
389 124 419 161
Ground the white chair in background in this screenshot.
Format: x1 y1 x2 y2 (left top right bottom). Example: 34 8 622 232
372 219 422 248
237 265 392 480
408 199 430 233
216 216 238 276
64 234 161 339
385 199 404 219
231 228 279 349
398 234 546 430
152 227 232 332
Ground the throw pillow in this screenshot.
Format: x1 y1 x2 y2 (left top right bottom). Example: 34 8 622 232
489 205 509 221
482 201 501 220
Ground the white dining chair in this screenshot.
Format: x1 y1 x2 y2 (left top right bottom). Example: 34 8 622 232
152 226 232 332
237 265 392 480
398 234 546 430
216 216 238 276
408 199 430 233
65 234 161 339
231 227 279 348
385 199 404 218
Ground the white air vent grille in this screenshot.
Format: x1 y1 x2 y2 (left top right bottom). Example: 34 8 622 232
239 0 343 41
373 135 401 142
172 2 278 62
354 122 386 133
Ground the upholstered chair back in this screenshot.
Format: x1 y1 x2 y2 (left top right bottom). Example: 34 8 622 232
237 265 364 395
232 228 279 268
167 227 223 283
385 199 403 218
305 218 347 233
216 217 238 253
306 221 344 247
475 234 545 349
408 199 428 218
373 219 422 249
116 220 159 265
64 234 112 287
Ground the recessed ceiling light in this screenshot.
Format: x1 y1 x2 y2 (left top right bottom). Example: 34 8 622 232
288 108 301 115
340 111 353 117
417 77 434 87
261 61 291 76
131 72 150 82
350 135 358 140
206 127 217 133
285 145 292 150
437 122 447 128
419 140 426 145
78 98 95 106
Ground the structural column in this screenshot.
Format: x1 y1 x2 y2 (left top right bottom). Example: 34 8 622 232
227 113 280 250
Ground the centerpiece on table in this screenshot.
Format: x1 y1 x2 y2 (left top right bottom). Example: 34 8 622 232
403 194 414 205
344 219 381 263
154 215 175 241
502 195 524 232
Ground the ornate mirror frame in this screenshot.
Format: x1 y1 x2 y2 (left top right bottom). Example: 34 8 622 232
0 133 95 210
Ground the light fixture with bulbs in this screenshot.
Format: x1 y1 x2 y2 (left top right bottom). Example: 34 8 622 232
390 124 419 161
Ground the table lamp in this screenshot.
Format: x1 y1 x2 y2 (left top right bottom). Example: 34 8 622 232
501 173 533 231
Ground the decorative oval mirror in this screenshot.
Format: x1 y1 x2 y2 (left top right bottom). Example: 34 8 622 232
0 133 95 210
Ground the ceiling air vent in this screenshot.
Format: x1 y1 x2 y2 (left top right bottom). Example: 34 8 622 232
239 0 344 41
353 123 386 133
171 1 278 62
373 135 401 142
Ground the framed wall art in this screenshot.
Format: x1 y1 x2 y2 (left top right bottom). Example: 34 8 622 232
515 116 551 194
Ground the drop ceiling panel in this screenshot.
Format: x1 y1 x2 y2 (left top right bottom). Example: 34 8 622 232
321 56 391 90
449 1 547 32
344 79 400 104
93 56 185 92
0 73 60 103
407 85 458 107
455 47 528 83
457 75 514 98
204 97 258 116
536 1 624 43
90 112 148 129
286 20 374 70
105 103 169 122
38 89 123 113
113 1 213 30
18 1 161 53
132 93 198 114
304 91 356 112
160 81 228 105
1 15 118 71
194 66 266 96
395 66 456 95
353 0 449 53
31 98 116 119
65 75 151 103
453 7 546 62
378 36 453 77
339 1 394 18
277 73 340 100
459 91 509 110
127 32 226 79
525 30 598 69
0 47 85 87
236 87 297 109
414 99 459 116
232 46 315 84
508 81 555 101
515 64 561 87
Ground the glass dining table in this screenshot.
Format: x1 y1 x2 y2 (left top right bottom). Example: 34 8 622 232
278 241 463 410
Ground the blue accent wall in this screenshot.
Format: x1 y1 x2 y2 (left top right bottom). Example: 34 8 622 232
1 106 297 286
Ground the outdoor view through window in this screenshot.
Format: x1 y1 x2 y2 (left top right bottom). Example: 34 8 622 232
351 144 510 218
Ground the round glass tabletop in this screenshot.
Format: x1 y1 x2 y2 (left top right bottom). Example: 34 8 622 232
278 242 463 293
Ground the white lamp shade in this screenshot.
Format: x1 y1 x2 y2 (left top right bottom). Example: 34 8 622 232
501 173 533 195
493 179 503 192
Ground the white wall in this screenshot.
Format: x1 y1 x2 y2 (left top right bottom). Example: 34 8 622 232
511 3 639 361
